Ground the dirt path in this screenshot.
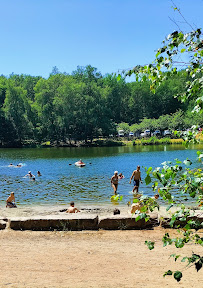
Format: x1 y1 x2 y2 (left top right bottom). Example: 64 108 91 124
0 227 202 288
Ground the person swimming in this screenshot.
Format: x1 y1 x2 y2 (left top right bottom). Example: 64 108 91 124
118 173 124 179
25 171 35 179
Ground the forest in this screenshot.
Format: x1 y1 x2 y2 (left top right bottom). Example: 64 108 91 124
0 65 202 147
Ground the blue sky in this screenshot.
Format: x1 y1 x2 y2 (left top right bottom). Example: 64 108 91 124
0 0 203 78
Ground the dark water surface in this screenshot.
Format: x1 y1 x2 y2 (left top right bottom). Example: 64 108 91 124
0 144 202 207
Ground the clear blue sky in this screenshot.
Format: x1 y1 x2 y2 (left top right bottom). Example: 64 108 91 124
0 0 203 78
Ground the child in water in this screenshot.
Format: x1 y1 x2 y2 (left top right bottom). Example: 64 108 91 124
66 201 80 213
118 173 124 179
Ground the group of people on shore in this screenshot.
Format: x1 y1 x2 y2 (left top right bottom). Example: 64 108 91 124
111 165 142 195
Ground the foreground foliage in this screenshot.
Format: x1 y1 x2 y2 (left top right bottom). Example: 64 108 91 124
125 21 203 281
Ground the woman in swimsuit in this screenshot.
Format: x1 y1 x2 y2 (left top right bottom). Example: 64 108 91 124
111 171 119 194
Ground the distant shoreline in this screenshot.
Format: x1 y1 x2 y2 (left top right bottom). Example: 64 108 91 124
1 137 201 148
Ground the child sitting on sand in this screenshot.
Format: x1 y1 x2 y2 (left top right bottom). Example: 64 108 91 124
66 201 80 213
6 192 17 208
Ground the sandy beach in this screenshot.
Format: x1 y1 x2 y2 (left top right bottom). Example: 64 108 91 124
0 227 202 288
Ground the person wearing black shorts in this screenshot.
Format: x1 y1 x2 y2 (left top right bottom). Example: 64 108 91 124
129 165 142 193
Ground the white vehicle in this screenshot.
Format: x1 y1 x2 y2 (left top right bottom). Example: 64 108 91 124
163 130 172 136
152 130 161 136
140 130 151 137
118 130 124 137
144 129 151 136
129 132 134 137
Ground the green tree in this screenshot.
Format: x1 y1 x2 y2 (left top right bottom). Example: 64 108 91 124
3 81 29 143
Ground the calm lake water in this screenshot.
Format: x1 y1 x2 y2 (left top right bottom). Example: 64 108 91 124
0 144 202 207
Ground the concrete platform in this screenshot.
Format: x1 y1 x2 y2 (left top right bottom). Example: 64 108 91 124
98 214 159 230
0 211 202 231
0 219 7 230
9 215 99 231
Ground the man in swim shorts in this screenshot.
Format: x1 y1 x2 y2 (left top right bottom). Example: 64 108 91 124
6 192 17 208
129 165 142 193
111 171 119 194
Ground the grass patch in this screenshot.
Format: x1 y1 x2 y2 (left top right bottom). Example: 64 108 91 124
133 137 184 145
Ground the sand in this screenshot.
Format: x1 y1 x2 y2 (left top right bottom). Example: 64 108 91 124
0 227 202 288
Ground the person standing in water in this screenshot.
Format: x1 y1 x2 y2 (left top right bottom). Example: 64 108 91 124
129 165 142 193
25 171 35 179
111 171 119 194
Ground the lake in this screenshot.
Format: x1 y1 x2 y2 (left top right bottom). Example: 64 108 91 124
0 144 202 208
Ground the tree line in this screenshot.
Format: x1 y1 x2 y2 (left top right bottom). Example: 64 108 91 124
0 65 201 146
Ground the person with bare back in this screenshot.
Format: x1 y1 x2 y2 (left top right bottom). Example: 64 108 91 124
66 201 80 213
129 165 142 193
6 192 17 208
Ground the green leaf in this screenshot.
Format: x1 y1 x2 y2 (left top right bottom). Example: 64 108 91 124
195 260 203 272
145 240 155 250
166 204 173 211
163 270 173 277
180 48 186 53
145 174 151 185
175 238 185 248
174 271 182 282
117 74 121 81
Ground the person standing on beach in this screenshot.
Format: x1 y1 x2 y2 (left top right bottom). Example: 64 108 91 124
129 165 142 193
6 192 17 208
111 171 119 194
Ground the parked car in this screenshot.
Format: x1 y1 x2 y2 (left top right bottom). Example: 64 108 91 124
163 130 172 136
140 130 151 137
118 130 124 137
129 132 134 137
152 130 161 136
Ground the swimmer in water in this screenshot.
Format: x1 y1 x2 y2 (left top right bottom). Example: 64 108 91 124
6 192 17 208
25 171 35 179
37 171 42 176
118 173 124 179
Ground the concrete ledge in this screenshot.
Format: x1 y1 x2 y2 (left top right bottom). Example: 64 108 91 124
161 215 203 228
99 215 159 230
7 214 159 231
10 215 99 231
0 220 7 230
